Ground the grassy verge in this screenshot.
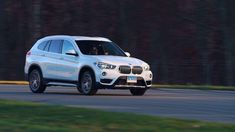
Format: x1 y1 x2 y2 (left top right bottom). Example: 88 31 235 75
0 100 234 132
152 84 235 91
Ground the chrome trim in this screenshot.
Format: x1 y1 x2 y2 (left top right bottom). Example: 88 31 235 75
47 82 77 87
114 85 145 88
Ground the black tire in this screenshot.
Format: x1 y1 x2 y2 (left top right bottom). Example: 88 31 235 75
28 69 46 93
78 70 97 95
130 88 147 96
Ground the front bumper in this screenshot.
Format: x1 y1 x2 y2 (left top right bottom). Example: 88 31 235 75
96 76 151 89
96 71 153 89
93 63 153 89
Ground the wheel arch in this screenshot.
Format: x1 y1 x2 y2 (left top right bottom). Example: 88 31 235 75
28 64 43 78
78 66 96 82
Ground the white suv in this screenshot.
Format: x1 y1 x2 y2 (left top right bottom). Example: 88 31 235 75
24 35 153 95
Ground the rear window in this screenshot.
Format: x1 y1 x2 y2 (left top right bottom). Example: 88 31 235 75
37 41 48 50
49 40 63 53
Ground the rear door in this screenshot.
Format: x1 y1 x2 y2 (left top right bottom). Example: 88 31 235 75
44 40 64 80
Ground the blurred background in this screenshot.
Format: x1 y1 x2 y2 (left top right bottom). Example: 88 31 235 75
0 0 235 86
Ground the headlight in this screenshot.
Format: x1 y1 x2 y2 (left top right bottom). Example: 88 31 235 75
95 62 116 69
143 65 150 71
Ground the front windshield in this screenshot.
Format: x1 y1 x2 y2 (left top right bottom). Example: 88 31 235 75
76 40 127 56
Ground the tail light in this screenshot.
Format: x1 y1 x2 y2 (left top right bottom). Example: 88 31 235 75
26 51 31 56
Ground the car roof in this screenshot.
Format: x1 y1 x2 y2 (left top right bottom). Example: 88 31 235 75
39 35 111 42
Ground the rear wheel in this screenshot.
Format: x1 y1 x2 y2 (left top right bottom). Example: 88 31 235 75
29 69 46 93
78 70 97 95
130 88 147 96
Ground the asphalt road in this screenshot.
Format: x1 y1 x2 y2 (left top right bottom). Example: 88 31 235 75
0 85 235 123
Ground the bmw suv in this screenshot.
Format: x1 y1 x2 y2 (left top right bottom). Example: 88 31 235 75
24 35 153 95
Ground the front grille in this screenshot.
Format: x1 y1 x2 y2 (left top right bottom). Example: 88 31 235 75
119 65 143 74
146 81 152 85
132 66 143 74
119 66 131 74
100 79 113 84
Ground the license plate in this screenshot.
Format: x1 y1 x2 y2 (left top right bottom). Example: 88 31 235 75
127 76 137 83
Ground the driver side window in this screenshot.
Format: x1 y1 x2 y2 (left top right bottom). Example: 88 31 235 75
62 40 75 55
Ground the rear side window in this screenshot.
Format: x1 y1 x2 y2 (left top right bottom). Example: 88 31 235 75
49 40 63 53
37 41 48 50
44 41 51 51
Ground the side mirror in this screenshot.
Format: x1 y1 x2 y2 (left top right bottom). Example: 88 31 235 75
125 52 130 57
66 50 78 56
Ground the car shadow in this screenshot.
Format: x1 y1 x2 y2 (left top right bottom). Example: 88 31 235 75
43 92 132 96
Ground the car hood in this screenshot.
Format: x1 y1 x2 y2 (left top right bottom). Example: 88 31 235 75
86 55 147 66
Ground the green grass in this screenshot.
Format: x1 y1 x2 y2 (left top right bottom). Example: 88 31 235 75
152 84 235 91
0 100 234 132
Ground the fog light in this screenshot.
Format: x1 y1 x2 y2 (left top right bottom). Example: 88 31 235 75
149 73 152 78
102 72 107 76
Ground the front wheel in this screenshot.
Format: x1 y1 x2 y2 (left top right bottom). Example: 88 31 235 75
130 88 147 96
29 69 46 93
78 71 97 95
